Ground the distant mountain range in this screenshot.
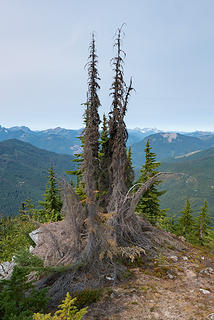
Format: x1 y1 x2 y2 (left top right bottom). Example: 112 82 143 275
0 125 155 154
1 125 213 157
0 139 75 216
0 125 83 156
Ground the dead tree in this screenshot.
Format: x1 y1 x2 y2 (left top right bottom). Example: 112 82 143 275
80 34 107 264
62 29 169 265
38 30 179 305
107 26 134 212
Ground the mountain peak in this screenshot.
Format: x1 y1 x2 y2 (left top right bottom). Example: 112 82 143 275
9 126 32 133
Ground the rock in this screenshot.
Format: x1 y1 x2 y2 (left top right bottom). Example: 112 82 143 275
29 229 40 244
167 269 176 280
185 269 197 279
169 255 178 262
0 260 16 280
29 245 35 253
178 236 186 242
167 273 175 279
199 288 211 295
200 267 214 275
201 256 205 260
152 312 160 319
106 275 115 281
206 314 214 320
183 256 188 261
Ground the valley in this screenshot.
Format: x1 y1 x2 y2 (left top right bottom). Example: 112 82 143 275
0 139 75 216
1 126 214 220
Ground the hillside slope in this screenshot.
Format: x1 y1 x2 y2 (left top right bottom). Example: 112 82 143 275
159 147 214 219
132 132 214 167
0 139 75 216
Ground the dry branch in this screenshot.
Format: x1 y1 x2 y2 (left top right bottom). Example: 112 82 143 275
128 172 178 214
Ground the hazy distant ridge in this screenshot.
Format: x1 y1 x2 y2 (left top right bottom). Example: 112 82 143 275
1 125 214 156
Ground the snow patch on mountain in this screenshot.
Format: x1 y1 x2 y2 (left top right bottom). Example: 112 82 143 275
133 127 161 134
161 133 177 143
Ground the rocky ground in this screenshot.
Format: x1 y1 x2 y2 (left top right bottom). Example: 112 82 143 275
2 221 213 319
85 245 214 320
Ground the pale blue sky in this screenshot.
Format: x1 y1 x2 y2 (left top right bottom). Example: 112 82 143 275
0 0 214 131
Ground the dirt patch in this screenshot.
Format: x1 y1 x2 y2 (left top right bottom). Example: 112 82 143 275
85 247 214 320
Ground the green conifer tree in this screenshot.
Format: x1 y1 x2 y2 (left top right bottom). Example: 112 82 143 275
66 94 89 200
136 139 165 225
37 161 62 222
195 200 211 245
98 114 110 208
99 114 108 157
126 146 134 189
178 199 195 241
19 199 35 216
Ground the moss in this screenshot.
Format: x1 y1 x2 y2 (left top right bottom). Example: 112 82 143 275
104 287 114 296
152 265 171 278
71 288 103 309
165 243 176 250
174 266 185 273
121 269 135 280
117 255 144 268
139 286 149 293
130 301 138 305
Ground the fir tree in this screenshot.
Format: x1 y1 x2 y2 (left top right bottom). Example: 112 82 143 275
136 139 165 225
178 199 195 240
66 96 89 200
38 161 62 222
99 114 108 157
19 199 35 216
0 264 48 320
195 200 211 245
126 146 134 188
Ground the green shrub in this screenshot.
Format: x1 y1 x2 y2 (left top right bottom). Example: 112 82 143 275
0 214 36 262
71 288 103 309
33 292 87 320
0 265 48 320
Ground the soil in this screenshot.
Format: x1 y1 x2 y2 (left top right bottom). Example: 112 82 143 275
84 245 214 320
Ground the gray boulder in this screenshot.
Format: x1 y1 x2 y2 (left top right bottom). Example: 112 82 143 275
0 259 16 280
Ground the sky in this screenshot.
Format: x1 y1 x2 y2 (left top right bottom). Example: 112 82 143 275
0 0 214 132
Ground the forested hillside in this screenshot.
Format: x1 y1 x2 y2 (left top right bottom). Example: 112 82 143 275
159 147 214 221
2 134 214 219
0 139 75 215
132 132 214 166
